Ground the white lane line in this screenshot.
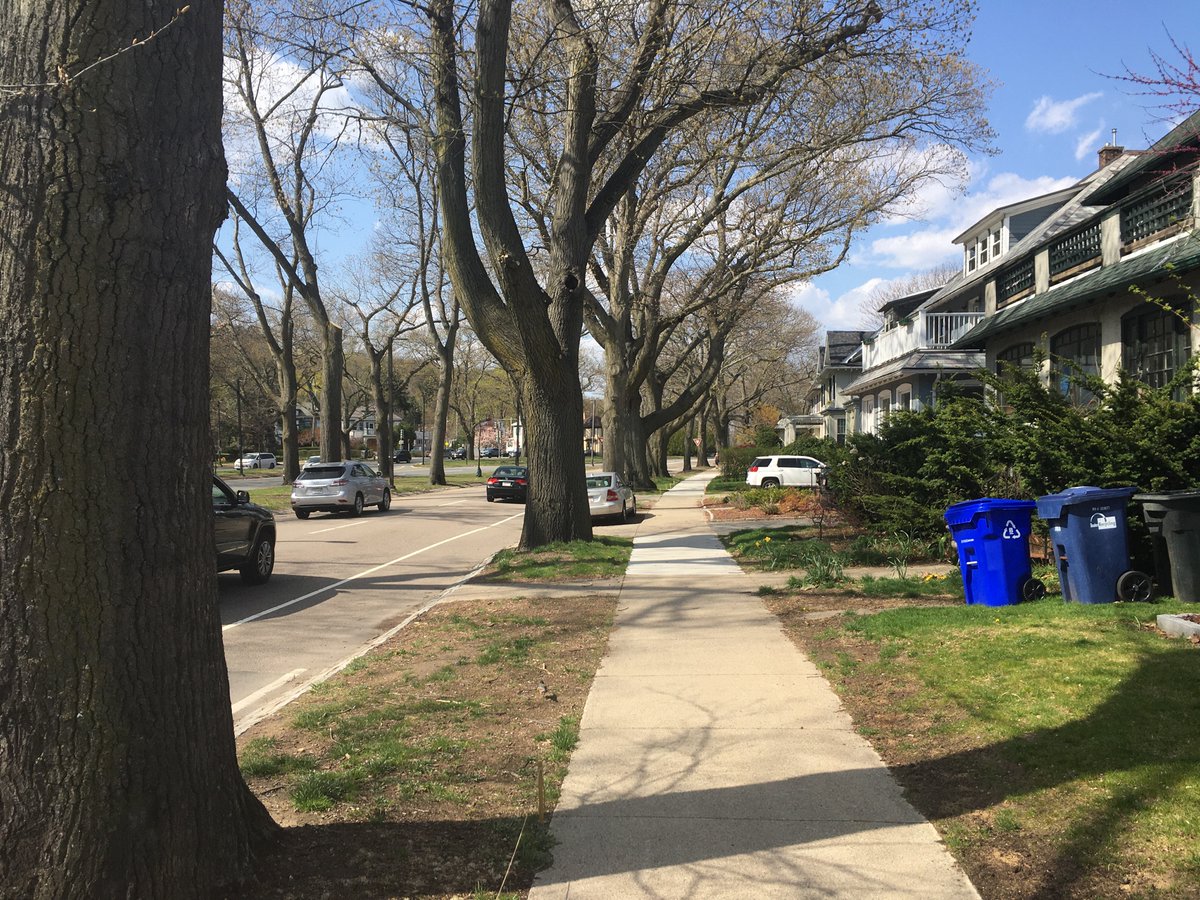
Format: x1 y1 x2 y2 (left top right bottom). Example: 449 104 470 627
223 512 524 633
438 499 469 507
231 668 307 715
309 520 371 535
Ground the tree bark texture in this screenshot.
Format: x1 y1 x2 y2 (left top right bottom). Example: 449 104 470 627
0 3 276 896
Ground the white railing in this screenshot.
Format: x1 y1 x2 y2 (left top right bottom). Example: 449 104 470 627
861 311 985 368
925 312 984 348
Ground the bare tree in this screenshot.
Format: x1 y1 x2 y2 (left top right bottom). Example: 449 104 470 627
214 218 305 481
223 0 357 463
0 2 275 894
347 0 993 546
858 262 960 329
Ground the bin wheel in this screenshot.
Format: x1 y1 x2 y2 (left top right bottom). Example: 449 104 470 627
1116 570 1153 602
1020 577 1046 602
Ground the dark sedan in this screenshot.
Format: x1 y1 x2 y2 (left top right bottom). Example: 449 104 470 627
393 448 412 463
486 465 529 503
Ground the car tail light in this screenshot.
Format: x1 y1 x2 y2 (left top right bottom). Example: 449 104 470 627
332 479 348 486
516 479 527 485
749 465 759 472
606 489 618 502
487 477 498 484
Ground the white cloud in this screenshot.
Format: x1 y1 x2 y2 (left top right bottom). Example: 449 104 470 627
788 281 880 331
857 170 1080 273
1025 93 1103 135
1074 126 1105 162
867 228 960 270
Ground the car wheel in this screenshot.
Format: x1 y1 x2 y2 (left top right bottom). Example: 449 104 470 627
294 509 311 520
269 462 276 469
351 493 365 517
486 494 495 502
378 489 391 512
761 478 780 488
240 531 275 585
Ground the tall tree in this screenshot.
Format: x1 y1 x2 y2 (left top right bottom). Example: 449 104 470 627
224 0 354 463
354 0 991 546
0 2 275 895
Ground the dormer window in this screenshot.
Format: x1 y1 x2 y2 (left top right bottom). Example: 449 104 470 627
963 226 1005 274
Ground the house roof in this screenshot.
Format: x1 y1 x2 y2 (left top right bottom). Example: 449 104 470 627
920 154 1142 315
952 231 1200 348
951 184 1083 245
842 350 986 396
1087 111 1200 204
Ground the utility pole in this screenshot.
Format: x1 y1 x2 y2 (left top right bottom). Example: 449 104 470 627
235 378 244 475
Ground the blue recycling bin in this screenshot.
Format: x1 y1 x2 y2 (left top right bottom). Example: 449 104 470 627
1036 486 1151 603
944 498 1044 606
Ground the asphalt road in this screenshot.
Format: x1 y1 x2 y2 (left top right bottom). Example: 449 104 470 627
219 488 525 734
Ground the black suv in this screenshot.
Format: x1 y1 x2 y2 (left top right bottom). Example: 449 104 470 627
212 474 276 584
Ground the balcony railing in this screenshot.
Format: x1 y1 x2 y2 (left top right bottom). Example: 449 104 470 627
924 311 985 348
1121 178 1193 246
861 311 985 368
1049 222 1101 276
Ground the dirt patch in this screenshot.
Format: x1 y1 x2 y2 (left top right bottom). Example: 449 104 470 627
230 593 616 899
703 488 840 522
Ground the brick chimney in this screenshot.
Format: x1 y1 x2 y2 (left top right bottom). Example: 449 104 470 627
1098 145 1124 168
1098 128 1123 168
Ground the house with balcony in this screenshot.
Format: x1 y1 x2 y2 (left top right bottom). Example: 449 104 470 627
950 114 1200 398
842 285 989 435
835 110 1200 434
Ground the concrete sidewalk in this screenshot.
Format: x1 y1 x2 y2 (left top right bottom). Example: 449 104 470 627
528 471 978 899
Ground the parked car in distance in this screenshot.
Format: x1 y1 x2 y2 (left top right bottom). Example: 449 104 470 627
486 465 529 503
745 455 827 488
481 447 500 458
234 452 276 469
586 472 636 522
291 461 391 518
447 447 467 460
393 448 412 463
212 474 276 584
304 455 321 467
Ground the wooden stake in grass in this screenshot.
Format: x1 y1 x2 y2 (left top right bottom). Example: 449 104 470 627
537 759 546 823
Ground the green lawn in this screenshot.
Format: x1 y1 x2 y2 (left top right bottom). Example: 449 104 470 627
485 536 633 582
790 599 1200 897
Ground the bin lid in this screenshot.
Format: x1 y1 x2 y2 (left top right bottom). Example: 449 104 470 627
944 497 1036 529
1036 485 1137 520
1133 488 1200 505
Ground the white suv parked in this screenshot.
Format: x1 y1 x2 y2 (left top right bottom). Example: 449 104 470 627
234 452 277 469
746 455 826 488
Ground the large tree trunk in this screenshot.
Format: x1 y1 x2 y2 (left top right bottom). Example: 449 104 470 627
602 356 657 490
518 372 591 548
0 2 276 896
319 322 344 462
278 355 301 484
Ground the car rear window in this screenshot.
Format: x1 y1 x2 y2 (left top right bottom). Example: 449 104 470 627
494 467 526 477
586 476 612 488
752 458 772 468
296 465 347 480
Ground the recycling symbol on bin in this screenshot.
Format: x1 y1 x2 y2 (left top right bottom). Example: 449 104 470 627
1001 520 1022 540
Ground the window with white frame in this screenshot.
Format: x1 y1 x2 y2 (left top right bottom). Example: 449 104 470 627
897 390 911 411
862 397 875 430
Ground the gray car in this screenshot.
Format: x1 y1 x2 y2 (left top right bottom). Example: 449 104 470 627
291 461 391 519
586 471 636 522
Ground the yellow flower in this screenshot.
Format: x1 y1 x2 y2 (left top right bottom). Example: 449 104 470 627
764 536 772 543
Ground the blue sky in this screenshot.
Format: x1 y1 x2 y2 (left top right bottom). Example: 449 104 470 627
795 1 1196 331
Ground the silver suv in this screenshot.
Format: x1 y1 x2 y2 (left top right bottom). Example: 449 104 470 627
745 455 827 488
291 461 391 519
